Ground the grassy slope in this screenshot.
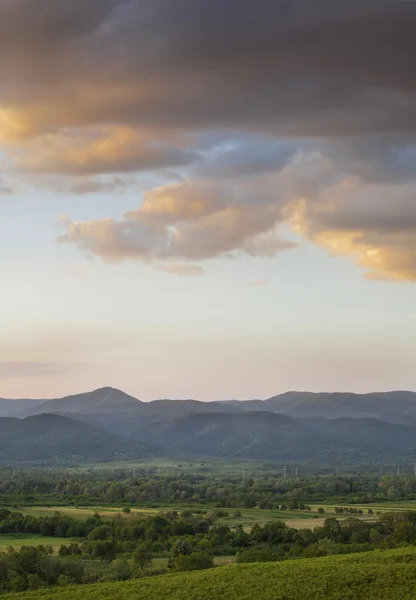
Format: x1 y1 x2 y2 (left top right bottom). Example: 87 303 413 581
4 548 416 600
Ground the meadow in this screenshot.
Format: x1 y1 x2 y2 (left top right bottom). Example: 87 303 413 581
0 535 75 552
2 547 416 600
7 499 416 531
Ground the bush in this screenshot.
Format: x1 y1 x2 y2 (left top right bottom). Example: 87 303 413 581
173 553 214 572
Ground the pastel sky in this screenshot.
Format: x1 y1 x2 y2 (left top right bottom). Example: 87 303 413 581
1 0 415 400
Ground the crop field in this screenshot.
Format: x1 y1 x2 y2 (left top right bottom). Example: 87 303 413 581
311 501 416 512
8 499 416 531
15 506 161 519
3 547 416 600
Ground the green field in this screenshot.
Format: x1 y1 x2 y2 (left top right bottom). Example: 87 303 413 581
3 547 416 600
10 500 416 531
0 535 78 551
11 506 161 519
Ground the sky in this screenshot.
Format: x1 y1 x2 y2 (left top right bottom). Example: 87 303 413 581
1 0 415 400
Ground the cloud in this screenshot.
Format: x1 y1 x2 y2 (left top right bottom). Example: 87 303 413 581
56 142 416 280
196 136 305 179
159 265 206 277
0 0 415 140
9 128 198 175
0 361 70 379
0 186 13 196
1 0 416 282
0 176 14 195
66 177 129 195
57 181 296 263
43 176 135 195
287 175 416 281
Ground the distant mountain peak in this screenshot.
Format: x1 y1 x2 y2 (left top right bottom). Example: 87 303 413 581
83 387 141 403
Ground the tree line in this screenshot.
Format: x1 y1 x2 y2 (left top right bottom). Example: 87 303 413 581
1 468 415 508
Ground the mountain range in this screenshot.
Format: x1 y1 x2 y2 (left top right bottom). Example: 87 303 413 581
1 387 416 464
0 412 156 464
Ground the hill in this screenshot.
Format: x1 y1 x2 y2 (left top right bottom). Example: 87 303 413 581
17 387 143 418
3 547 416 600
262 390 416 422
3 386 416 463
5 388 416 436
302 416 416 453
132 411 416 461
222 390 416 422
0 414 156 464
15 388 240 437
0 399 47 418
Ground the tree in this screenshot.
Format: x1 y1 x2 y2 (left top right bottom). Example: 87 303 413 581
171 538 193 558
87 540 116 562
114 559 133 581
168 538 193 570
387 486 397 500
133 544 153 571
322 518 341 541
173 553 214 572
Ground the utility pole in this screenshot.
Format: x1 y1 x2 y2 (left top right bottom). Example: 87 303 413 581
397 464 400 476
295 467 298 479
283 466 287 479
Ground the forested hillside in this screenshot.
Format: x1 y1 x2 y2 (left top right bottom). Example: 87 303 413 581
133 411 416 462
0 414 156 464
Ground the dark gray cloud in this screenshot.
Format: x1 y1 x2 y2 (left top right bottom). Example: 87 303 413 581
1 0 415 137
0 0 116 81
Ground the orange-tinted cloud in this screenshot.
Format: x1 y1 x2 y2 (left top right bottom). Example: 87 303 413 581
288 177 416 281
160 265 206 277
57 180 296 263
1 0 415 282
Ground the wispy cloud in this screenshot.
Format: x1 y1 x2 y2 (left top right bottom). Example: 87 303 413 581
0 361 72 379
0 176 14 195
159 265 206 277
